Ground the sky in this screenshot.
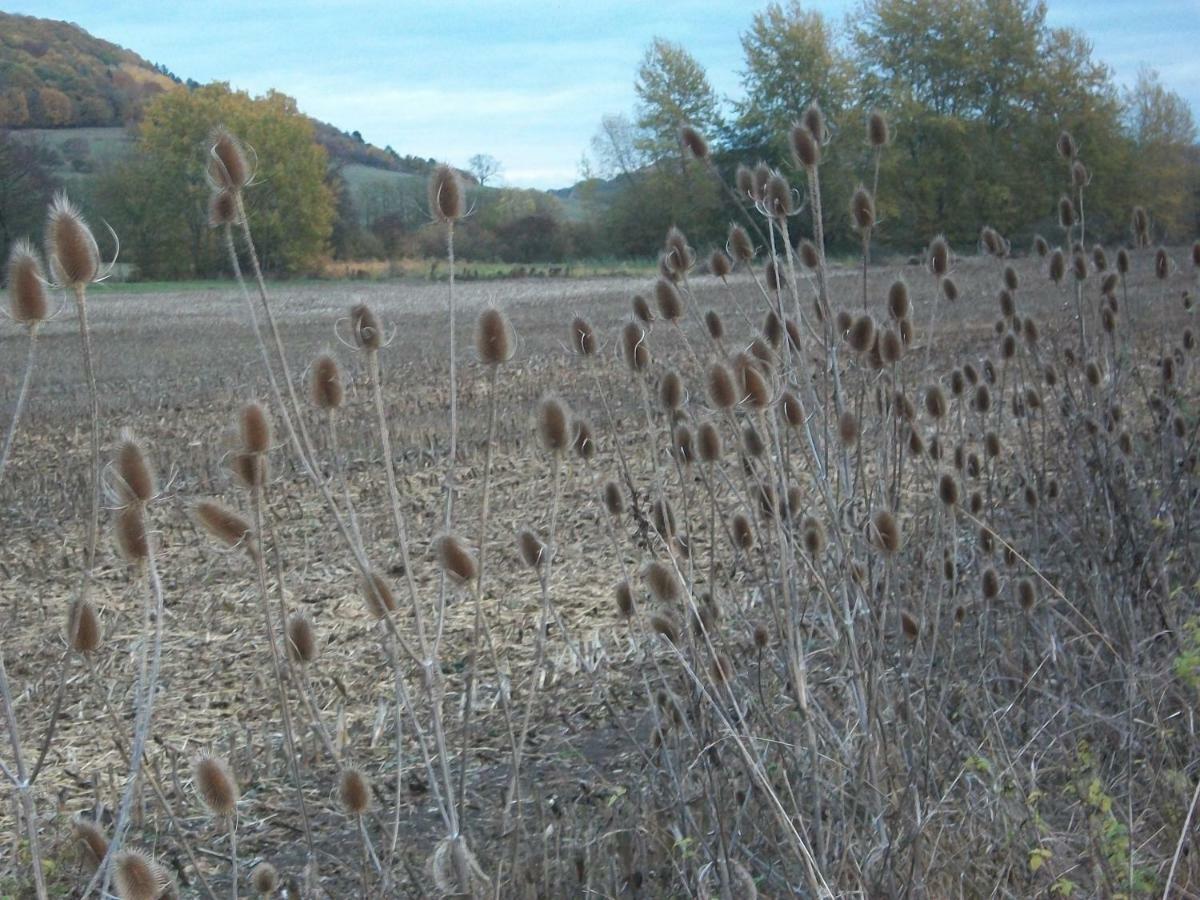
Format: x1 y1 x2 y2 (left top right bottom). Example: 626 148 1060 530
6 0 1199 190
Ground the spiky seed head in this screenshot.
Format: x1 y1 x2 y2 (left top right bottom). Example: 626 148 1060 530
679 124 708 160
1155 247 1170 280
1049 249 1066 284
672 424 694 465
752 161 772 198
938 473 959 506
880 328 903 364
230 452 268 490
285 612 317 665
1016 578 1035 611
726 227 754 268
115 435 155 505
602 480 624 517
663 226 692 276
536 395 570 453
642 561 681 603
764 174 792 219
741 364 769 409
803 520 827 557
476 307 514 365
517 529 546 569
898 610 919 641
1057 195 1076 230
707 363 736 409
1116 247 1130 274
708 249 732 279
208 189 239 227
925 386 947 419
194 754 238 818
1100 272 1119 296
735 164 755 198
887 281 910 320
732 513 754 551
654 278 683 321
697 421 722 463
73 816 108 868
192 504 255 549
869 509 901 554
67 598 101 654
984 431 1001 458
980 226 1003 257
239 402 272 454
982 567 1000 600
311 353 344 410
742 424 765 457
764 260 786 293
350 303 383 351
251 862 279 896
1091 245 1108 273
566 315 596 356
704 309 724 341
209 128 250 191
651 498 676 538
572 417 595 461
339 768 371 816
45 193 100 288
928 236 950 277
941 276 959 302
622 321 650 372
1033 234 1049 257
614 580 635 617
998 289 1015 319
781 391 803 428
802 102 826 141
1071 252 1088 281
1132 206 1150 246
711 654 734 685
851 186 875 231
838 410 859 447
6 240 48 326
435 534 477 585
114 849 171 900
799 239 820 269
429 164 464 222
1056 130 1076 160
361 570 397 619
848 315 876 353
868 110 890 147
648 613 680 644
790 124 820 168
116 504 149 563
658 371 683 411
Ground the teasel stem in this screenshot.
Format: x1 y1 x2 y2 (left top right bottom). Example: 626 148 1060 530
67 283 102 600
228 818 239 900
97 522 167 899
444 220 459 528
0 328 38 485
0 647 48 899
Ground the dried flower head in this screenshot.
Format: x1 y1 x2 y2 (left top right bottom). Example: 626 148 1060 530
869 509 901 554
708 249 732 279
239 401 272 454
429 164 464 222
310 353 344 410
72 816 108 869
679 124 709 160
622 321 650 372
6 240 48 326
115 504 149 563
45 192 100 288
868 110 890 147
517 528 546 569
790 124 820 168
436 533 478 585
114 849 171 900
351 303 383 351
642 561 681 604
251 862 279 896
536 395 570 453
208 189 239 227
194 754 238 818
928 236 950 277
851 186 875 231
115 434 155 505
67 598 101 654
728 224 754 262
209 128 251 192
602 480 624 517
764 174 792 219
476 307 514 365
286 612 317 664
339 768 371 815
697 421 722 463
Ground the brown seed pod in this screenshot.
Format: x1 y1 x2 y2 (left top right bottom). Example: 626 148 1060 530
114 849 171 900
941 276 959 302
73 816 108 869
1057 130 1076 160
711 654 735 685
339 768 371 816
208 189 239 227
764 174 792 219
708 249 732 279
707 363 737 409
67 598 101 654
703 309 725 342
193 500 253 550
1072 252 1088 281
230 452 268 491
569 315 597 356
1003 264 1019 291
1116 247 1130 274
835 310 852 336
741 364 770 409
651 499 676 538
1049 249 1066 284
436 534 478 585
1033 234 1049 257
762 310 784 349
1016 578 1035 611
1058 195 1076 229
851 186 875 231
194 754 239 818
848 315 876 352
928 236 950 277
736 164 756 200
209 128 250 191
742 424 765 457
239 401 272 454
1001 333 1016 360
679 124 709 160
429 164 464 222
1085 360 1102 387
697 421 722 463
648 613 680 644
6 240 49 326
803 520 827 557
984 431 1001 458
887 281 910 320
1132 206 1150 246
361 570 398 619
727 223 755 266
663 226 692 275
799 239 820 269
790 124 820 168
1155 247 1171 280
350 303 382 351
869 509 901 554
614 580 635 617
659 371 683 411
899 610 920 640
880 328 903 364
286 612 318 664
251 862 279 896
838 410 859 447
476 307 514 365
631 294 653 324
115 504 148 563
780 391 803 428
602 480 624 517
732 514 754 551
115 435 155 505
622 321 650 372
981 567 1000 600
938 473 959 506
672 424 694 465
642 561 681 603
573 418 595 461
45 192 100 288
517 529 546 569
311 353 344 410
868 110 890 147
655 277 684 321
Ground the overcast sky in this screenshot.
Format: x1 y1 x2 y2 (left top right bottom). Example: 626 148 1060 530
7 0 1199 189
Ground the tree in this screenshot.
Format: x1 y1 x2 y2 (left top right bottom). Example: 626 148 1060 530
468 154 502 186
0 132 58 264
634 39 722 159
1123 68 1199 239
98 83 335 277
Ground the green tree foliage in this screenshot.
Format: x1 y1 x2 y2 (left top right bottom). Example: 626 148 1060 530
634 39 722 160
98 83 335 277
0 131 59 263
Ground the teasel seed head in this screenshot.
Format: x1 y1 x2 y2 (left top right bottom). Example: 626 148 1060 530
764 174 792 219
697 421 722 463
799 239 820 270
1049 249 1066 284
208 189 239 227
1072 252 1088 281
868 110 890 147
1016 578 1035 611
642 561 681 603
790 124 820 169
707 363 736 409
880 328 903 364
1116 247 1130 274
848 314 876 353
286 612 318 664
350 302 382 351
251 862 279 896
648 613 680 644
193 500 253 551
780 390 803 428
429 164 464 222
703 309 725 342
45 192 100 289
884 281 910 320
573 417 595 461
536 395 571 454
1033 234 1049 257
981 567 1000 600
476 307 514 365
663 226 693 276
67 598 101 654
73 816 108 868
1155 247 1170 280
114 434 155 505
941 276 959 303
208 128 251 192
732 513 754 551
361 570 398 619
517 528 546 569
938 473 959 506
851 186 875 231
622 321 650 372
704 249 732 282
752 161 772 199
741 424 764 458
339 767 371 816
194 754 238 818
612 579 635 617
6 240 48 327
1057 130 1076 160
116 504 149 563
1132 206 1150 247
239 401 272 455
736 164 755 199
711 654 735 685
741 364 770 409
310 353 344 410
925 385 947 419
671 423 694 465
679 124 708 160
838 410 859 447
899 610 920 641
435 533 478 585
114 849 171 900
869 509 901 554
602 480 624 517
928 236 950 277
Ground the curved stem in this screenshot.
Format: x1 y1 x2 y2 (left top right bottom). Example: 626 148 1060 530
0 329 38 485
